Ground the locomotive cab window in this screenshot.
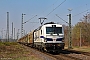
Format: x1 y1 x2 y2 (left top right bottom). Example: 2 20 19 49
46 27 62 34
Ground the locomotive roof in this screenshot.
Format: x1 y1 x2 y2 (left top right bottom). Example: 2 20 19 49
34 22 62 32
44 22 55 25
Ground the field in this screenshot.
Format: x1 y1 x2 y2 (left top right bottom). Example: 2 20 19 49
72 46 90 52
65 46 90 52
0 42 42 60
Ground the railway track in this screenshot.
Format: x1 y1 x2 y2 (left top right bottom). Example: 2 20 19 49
56 49 90 60
40 49 90 60
20 43 90 60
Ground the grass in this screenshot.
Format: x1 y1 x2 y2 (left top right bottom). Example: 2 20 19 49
0 42 42 60
0 42 18 46
14 56 40 60
72 46 90 52
65 45 90 52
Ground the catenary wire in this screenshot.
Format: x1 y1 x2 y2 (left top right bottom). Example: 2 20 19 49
45 0 66 17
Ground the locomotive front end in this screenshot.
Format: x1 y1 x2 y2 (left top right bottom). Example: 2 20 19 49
43 23 65 53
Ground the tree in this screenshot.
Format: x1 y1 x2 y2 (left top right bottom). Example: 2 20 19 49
63 25 69 46
72 13 90 46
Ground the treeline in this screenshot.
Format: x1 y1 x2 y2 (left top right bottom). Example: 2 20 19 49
64 13 90 47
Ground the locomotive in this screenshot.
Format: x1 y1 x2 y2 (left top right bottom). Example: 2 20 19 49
18 22 65 53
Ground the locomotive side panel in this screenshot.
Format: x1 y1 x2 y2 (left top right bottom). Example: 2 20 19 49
33 28 42 48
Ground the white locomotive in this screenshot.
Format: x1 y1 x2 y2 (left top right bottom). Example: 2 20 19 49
33 22 65 52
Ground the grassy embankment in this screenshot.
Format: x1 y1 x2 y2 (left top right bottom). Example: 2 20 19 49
0 42 42 60
72 46 90 52
65 46 90 52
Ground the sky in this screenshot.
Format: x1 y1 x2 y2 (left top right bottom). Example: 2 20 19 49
0 0 90 39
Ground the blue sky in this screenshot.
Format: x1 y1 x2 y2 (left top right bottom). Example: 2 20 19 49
0 0 90 38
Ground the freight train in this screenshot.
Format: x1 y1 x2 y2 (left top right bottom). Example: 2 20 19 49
18 22 65 53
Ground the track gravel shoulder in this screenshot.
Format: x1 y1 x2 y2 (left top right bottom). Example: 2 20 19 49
23 45 56 60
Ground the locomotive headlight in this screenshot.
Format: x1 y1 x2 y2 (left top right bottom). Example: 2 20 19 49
44 40 47 42
62 38 65 42
57 44 61 46
62 39 65 42
44 38 47 42
59 35 64 37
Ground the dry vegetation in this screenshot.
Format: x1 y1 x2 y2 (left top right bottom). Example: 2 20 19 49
0 42 42 60
64 13 90 47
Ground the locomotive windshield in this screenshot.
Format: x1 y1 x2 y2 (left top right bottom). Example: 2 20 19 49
46 27 62 34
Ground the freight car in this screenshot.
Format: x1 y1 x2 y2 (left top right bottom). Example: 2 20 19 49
18 31 34 47
18 22 65 53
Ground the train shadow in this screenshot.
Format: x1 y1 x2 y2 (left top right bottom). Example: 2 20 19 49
49 49 82 55
59 50 81 54
49 52 60 55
